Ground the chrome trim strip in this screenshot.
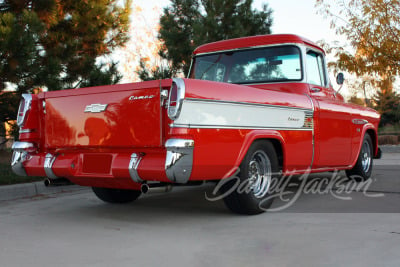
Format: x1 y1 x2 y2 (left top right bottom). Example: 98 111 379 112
304 94 315 169
238 81 308 86
42 100 46 114
12 141 35 151
165 139 194 183
184 98 313 112
165 139 195 148
352 119 368 125
167 78 186 120
310 87 321 93
170 123 313 131
129 153 143 183
160 89 169 107
195 42 305 56
17 94 32 127
19 129 34 134
160 81 167 146
187 58 194 78
44 153 58 179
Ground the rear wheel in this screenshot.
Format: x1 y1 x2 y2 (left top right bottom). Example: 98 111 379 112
222 140 280 215
92 187 141 204
346 133 373 181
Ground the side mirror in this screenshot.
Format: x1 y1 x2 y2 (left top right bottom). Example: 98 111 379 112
336 72 344 85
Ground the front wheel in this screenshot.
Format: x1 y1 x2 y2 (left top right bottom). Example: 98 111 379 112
92 187 141 204
346 133 374 181
221 140 280 215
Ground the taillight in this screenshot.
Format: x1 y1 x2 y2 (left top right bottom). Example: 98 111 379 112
169 83 178 107
16 94 32 127
167 78 185 120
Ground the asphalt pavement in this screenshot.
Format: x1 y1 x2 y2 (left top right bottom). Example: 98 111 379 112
0 151 399 266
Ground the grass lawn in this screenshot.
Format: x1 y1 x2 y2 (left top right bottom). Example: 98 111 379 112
0 150 44 186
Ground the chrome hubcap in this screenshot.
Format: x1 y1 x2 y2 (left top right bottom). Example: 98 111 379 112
361 140 372 173
248 150 272 198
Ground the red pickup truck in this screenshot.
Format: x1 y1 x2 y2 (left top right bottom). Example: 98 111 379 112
11 34 380 214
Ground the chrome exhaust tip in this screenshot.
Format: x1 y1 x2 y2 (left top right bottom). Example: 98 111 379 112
140 183 173 194
44 178 51 187
44 178 72 187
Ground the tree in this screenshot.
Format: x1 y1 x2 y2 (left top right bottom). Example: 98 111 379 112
137 58 174 82
373 90 400 127
0 0 131 144
316 0 400 80
137 0 273 80
316 0 400 125
348 95 365 106
0 91 19 146
0 0 131 93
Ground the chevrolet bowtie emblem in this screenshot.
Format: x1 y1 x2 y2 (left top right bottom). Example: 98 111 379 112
84 104 108 113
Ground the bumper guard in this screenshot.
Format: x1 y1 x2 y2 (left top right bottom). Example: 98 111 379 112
11 142 35 176
165 139 194 183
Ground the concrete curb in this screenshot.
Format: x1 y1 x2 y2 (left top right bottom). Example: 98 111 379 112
0 181 88 202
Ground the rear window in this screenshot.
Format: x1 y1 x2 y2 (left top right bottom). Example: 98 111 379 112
190 45 302 84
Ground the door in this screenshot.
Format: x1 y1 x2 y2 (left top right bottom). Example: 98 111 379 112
306 50 352 168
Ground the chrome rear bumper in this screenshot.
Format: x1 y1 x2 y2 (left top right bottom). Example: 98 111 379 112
11 142 35 176
11 139 195 184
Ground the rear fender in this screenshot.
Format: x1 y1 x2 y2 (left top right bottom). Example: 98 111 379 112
223 130 285 178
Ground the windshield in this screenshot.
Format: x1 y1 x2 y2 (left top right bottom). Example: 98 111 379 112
190 45 302 84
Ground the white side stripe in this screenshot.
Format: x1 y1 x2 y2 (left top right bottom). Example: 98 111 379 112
172 99 312 130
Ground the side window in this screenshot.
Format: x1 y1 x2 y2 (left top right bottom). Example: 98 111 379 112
306 51 326 87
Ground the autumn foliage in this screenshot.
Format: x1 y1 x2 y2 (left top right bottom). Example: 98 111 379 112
316 0 400 78
317 0 400 126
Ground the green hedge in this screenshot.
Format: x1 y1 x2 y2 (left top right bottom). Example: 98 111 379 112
0 163 44 185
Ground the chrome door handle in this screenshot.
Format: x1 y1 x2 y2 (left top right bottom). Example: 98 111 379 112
310 87 321 93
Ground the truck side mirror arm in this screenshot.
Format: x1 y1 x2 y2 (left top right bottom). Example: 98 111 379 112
334 72 345 97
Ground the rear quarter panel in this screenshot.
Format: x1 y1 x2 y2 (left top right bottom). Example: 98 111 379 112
171 79 315 179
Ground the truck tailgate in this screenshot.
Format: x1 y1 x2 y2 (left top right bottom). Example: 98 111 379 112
44 82 163 149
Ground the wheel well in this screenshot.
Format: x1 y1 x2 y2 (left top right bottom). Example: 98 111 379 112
253 138 283 170
366 129 377 154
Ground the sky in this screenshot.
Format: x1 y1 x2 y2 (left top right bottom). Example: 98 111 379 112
117 0 346 90
129 0 338 42
255 0 338 43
